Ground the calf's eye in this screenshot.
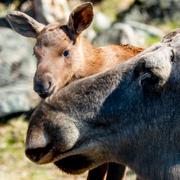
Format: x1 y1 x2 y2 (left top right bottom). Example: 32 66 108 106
63 50 70 57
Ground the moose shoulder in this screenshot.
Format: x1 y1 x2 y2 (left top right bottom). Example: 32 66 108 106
25 30 180 180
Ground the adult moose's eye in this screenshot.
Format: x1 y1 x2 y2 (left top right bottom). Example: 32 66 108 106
63 50 70 58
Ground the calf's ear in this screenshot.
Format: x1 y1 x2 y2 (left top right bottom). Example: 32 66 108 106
6 11 44 38
67 2 93 36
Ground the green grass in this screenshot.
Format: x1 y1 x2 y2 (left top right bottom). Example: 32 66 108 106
159 21 180 32
144 19 180 46
145 35 161 46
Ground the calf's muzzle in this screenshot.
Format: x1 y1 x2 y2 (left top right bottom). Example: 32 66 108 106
33 73 55 98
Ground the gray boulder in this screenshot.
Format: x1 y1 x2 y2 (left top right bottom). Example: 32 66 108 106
93 21 164 47
117 0 180 22
0 28 39 117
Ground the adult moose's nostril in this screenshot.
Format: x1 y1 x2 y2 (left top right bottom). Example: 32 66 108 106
25 130 52 163
25 143 52 163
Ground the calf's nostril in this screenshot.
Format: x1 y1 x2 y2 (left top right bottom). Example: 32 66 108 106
34 81 52 93
34 81 44 93
48 80 52 90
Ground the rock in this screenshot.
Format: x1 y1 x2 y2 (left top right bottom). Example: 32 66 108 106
93 12 111 32
85 11 111 42
93 22 137 46
33 0 70 24
0 28 40 117
117 0 180 23
93 21 165 47
0 81 39 117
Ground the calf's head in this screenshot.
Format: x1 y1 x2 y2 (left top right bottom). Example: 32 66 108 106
6 3 93 98
25 29 180 178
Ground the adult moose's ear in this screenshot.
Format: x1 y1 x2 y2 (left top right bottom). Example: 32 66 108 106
6 11 44 38
67 2 93 36
134 48 173 94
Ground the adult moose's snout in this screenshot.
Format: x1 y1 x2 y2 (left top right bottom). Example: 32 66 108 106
34 73 55 98
26 108 80 165
25 128 52 164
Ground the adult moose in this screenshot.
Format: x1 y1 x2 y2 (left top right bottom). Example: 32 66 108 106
25 29 180 180
7 2 143 179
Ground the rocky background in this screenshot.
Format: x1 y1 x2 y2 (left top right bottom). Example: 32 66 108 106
0 28 38 117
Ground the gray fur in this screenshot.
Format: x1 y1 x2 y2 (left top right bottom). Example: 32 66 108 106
26 29 180 180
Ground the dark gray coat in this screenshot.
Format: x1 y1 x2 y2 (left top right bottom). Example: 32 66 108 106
26 29 180 180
